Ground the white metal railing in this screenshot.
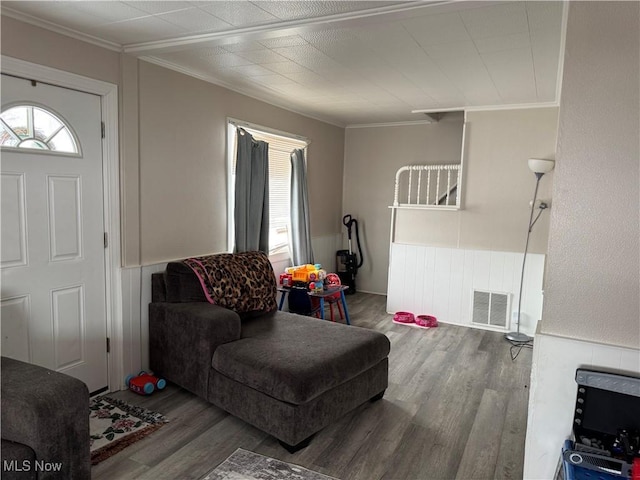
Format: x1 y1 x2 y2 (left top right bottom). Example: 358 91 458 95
392 164 461 208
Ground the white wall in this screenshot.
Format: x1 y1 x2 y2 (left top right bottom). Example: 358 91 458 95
524 3 640 478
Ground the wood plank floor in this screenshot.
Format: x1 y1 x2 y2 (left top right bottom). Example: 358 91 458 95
93 293 532 480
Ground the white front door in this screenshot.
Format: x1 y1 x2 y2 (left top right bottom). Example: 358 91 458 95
1 74 108 393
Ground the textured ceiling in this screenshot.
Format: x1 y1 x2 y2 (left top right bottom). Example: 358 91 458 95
2 1 565 126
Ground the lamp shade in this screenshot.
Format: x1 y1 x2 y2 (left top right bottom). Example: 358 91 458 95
528 158 555 174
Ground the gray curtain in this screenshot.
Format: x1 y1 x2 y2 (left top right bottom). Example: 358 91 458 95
234 128 269 253
290 148 314 265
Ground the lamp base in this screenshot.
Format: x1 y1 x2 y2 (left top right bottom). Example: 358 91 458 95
505 331 532 343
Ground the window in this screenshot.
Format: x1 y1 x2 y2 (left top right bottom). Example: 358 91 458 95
227 120 308 256
0 105 79 154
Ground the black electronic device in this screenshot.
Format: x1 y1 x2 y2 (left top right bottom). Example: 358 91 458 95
562 369 640 479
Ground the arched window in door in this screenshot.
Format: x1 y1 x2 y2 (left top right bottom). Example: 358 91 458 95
0 105 80 154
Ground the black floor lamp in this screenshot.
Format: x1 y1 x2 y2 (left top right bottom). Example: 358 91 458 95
505 158 555 344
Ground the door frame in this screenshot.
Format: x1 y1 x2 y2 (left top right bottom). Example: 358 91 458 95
1 55 123 392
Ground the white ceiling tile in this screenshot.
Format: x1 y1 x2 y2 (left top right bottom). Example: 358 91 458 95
281 71 332 88
92 17 186 44
236 49 289 64
198 2 278 27
72 1 150 23
306 38 380 70
157 8 232 32
124 1 189 15
301 27 360 45
268 83 327 100
424 41 479 60
223 41 266 53
259 35 308 49
263 62 309 75
526 1 564 32
481 48 537 102
461 2 529 40
402 65 466 103
434 55 501 105
190 46 230 57
251 1 401 21
272 45 339 73
251 75 298 87
474 32 531 54
530 30 561 101
229 64 276 77
402 12 471 46
200 52 255 68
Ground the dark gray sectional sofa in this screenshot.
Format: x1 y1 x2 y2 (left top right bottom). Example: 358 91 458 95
149 252 390 451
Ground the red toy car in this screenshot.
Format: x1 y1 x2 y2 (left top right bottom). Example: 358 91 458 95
125 371 166 395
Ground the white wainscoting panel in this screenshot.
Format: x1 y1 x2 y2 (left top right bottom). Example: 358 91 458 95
387 243 545 336
140 263 167 371
524 332 640 480
120 266 142 384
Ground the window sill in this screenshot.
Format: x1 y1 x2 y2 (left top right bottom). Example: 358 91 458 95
269 251 291 265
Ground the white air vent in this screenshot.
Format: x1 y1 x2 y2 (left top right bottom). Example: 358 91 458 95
472 290 511 329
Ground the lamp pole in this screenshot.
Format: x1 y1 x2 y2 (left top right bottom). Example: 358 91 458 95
506 172 544 344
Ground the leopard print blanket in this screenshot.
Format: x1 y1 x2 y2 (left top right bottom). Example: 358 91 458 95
183 251 277 314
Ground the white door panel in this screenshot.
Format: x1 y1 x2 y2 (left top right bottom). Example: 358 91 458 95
1 74 108 392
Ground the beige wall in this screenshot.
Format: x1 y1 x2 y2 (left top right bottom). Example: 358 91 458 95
120 54 141 266
1 16 120 85
397 108 558 252
343 119 464 294
344 108 558 294
138 60 345 265
541 1 640 348
1 16 345 267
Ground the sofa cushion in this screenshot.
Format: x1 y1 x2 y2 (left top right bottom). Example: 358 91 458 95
183 251 277 314
212 311 390 405
165 262 208 303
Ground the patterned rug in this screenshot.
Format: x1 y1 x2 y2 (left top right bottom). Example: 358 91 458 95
202 448 340 480
89 395 168 465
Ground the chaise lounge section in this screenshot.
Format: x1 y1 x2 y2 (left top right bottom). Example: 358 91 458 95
149 251 390 451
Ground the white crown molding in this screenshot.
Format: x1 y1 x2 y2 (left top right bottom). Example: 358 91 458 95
463 102 560 112
347 120 439 129
555 1 570 106
1 8 122 52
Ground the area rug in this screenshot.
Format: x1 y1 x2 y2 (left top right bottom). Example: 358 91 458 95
201 448 340 480
89 395 168 465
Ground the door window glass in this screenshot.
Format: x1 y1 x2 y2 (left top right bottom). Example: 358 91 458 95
0 105 79 154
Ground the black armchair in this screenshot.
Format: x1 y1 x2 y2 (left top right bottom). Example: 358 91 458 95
1 357 90 479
